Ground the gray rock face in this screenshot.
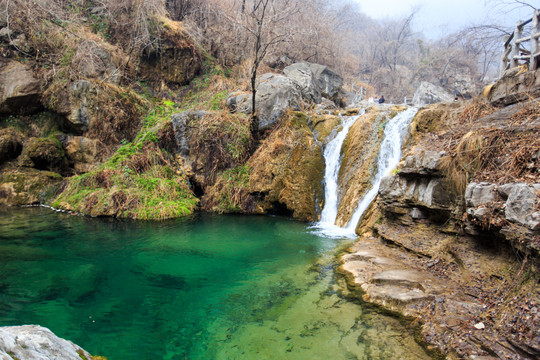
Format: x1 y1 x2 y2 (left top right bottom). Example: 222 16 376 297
307 63 343 100
65 80 95 133
379 175 452 211
488 68 540 107
465 182 500 207
283 62 321 103
171 110 209 156
412 81 454 106
227 62 343 131
400 151 446 176
504 183 539 229
256 73 303 130
0 325 94 360
0 60 42 115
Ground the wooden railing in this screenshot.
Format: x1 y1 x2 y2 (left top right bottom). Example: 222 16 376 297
500 9 540 76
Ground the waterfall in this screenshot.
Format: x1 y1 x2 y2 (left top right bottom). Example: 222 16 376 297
313 107 417 238
319 111 364 225
345 107 418 231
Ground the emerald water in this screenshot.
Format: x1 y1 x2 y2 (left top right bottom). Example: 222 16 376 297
0 207 431 359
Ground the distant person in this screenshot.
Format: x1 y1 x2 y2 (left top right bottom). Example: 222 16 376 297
379 96 385 104
373 97 379 103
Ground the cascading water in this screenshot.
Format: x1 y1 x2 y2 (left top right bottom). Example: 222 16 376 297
319 111 365 225
314 107 418 238
344 107 418 231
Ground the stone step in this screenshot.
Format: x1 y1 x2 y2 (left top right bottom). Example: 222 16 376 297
371 270 428 291
366 285 432 305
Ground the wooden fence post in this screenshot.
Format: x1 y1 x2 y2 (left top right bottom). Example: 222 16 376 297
511 21 523 68
531 9 540 70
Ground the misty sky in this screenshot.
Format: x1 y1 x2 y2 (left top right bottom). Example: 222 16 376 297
353 0 536 38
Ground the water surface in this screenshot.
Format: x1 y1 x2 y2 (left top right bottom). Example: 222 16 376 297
0 207 431 359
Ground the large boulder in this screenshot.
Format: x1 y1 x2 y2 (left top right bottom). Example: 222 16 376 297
487 67 540 107
283 62 321 103
307 62 343 100
227 73 303 131
0 59 42 115
0 325 95 360
412 82 454 106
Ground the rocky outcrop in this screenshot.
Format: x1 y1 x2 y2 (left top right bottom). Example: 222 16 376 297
487 67 540 107
464 181 540 254
0 168 62 205
138 20 202 85
0 128 23 165
18 137 68 173
63 136 99 174
0 325 95 360
412 81 454 106
378 150 455 224
246 112 324 221
227 63 343 131
0 59 42 115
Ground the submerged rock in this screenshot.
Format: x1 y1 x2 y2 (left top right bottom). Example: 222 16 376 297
0 325 95 360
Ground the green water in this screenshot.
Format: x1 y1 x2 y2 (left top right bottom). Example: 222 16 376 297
0 207 432 359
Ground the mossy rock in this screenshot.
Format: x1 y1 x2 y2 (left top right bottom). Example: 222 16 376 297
310 114 341 143
0 168 62 205
19 137 68 172
0 127 23 164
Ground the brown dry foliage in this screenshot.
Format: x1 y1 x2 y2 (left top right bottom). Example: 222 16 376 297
438 98 540 195
85 80 148 146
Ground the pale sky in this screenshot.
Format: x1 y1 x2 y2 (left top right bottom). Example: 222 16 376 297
352 0 536 38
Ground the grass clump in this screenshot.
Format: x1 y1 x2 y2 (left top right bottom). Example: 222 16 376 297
202 164 253 213
53 99 198 220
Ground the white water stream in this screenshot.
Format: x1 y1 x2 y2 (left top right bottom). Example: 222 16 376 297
314 107 418 238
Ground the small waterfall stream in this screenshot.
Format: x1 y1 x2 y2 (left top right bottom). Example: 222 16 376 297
314 107 418 237
319 111 365 225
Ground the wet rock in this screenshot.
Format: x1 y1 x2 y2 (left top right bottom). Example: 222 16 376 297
0 59 42 115
0 325 94 360
0 128 23 164
247 112 324 221
0 168 62 205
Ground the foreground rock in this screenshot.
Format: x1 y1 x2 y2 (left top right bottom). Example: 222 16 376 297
0 325 96 360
